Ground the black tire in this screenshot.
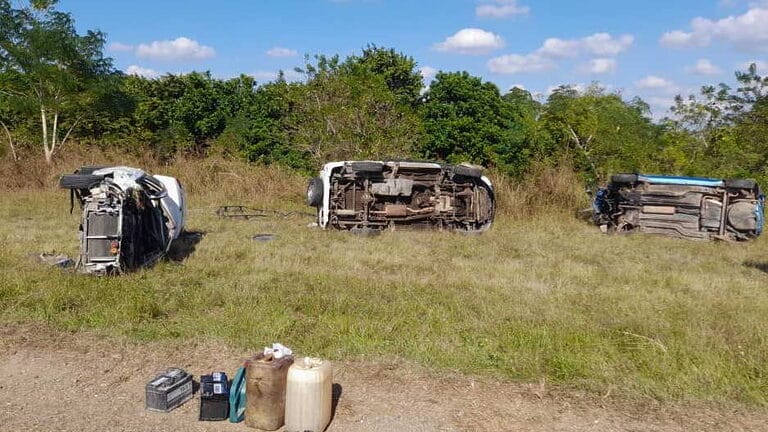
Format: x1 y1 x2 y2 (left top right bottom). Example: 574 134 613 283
306 177 324 207
725 178 757 190
611 173 638 184
452 164 483 178
59 174 105 189
350 161 384 173
76 165 108 175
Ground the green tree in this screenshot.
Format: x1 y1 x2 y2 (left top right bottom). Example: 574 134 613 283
732 98 768 181
122 72 259 157
0 0 113 163
345 45 423 106
73 73 135 146
0 92 20 160
420 71 519 169
171 72 232 149
213 76 309 170
663 63 768 182
499 87 543 175
290 55 421 166
539 84 661 183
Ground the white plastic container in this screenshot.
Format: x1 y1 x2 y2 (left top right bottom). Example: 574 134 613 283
284 357 333 432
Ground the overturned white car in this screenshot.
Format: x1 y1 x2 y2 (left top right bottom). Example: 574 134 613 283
59 166 186 275
307 161 495 232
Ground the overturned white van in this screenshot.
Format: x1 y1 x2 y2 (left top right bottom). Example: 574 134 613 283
59 166 186 274
307 160 495 233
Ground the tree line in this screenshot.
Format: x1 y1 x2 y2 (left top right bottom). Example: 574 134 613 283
1 0 767 186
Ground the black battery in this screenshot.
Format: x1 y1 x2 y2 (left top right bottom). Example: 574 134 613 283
199 372 230 421
145 368 194 413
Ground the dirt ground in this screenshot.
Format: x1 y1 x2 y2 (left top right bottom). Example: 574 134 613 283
0 324 765 432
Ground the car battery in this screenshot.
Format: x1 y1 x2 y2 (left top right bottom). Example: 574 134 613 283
145 368 194 412
199 372 230 421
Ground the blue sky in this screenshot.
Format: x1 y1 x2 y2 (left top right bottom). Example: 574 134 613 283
61 0 768 117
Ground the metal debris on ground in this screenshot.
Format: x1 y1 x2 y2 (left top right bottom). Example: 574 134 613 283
34 253 75 268
216 206 314 220
252 234 277 242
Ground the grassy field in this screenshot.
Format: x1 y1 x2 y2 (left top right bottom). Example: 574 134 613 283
1 160 768 406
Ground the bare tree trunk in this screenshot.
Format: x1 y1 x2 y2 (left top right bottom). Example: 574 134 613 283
567 124 598 179
41 107 52 164
60 118 80 150
325 118 337 136
0 120 17 161
52 111 59 157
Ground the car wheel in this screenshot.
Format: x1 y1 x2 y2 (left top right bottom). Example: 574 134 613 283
350 162 384 173
610 173 638 184
307 177 323 207
725 179 756 190
77 165 108 175
452 164 483 178
59 174 105 189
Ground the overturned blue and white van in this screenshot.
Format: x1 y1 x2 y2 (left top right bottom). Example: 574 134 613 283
593 174 764 241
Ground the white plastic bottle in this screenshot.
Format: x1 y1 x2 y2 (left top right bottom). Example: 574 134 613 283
284 357 333 432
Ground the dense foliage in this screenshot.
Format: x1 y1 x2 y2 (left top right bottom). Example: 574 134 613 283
2 1 767 186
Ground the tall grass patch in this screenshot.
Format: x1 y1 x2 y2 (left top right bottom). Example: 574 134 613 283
1 158 768 405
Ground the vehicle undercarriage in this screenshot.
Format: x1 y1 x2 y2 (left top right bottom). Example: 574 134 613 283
309 161 495 232
594 174 764 241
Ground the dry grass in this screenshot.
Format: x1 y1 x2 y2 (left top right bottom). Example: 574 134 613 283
0 149 307 213
490 161 589 219
0 148 586 217
2 154 768 406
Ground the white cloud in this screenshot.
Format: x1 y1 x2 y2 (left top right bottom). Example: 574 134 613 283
251 69 303 83
125 65 160 79
489 32 632 75
635 75 678 92
420 66 438 82
434 28 504 55
487 54 555 74
645 96 678 119
252 71 279 81
536 33 633 58
581 33 635 56
660 7 768 51
509 83 527 90
660 30 704 48
537 38 582 58
687 58 723 75
476 0 530 18
740 59 768 70
646 96 676 109
136 37 216 61
578 58 617 74
285 70 304 80
109 42 134 52
267 47 298 57
546 83 587 95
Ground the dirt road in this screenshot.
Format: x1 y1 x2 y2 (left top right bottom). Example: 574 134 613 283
0 324 764 432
